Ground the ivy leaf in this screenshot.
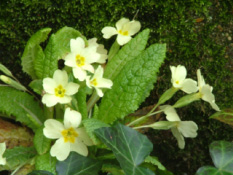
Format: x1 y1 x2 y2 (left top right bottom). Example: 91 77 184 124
34 27 82 79
28 170 54 175
104 29 150 81
0 86 44 132
34 127 51 155
35 153 57 175
98 44 166 123
56 152 102 175
94 123 154 175
196 141 233 174
21 28 52 79
2 146 36 170
209 108 233 126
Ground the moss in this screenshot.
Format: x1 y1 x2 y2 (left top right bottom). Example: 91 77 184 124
0 0 232 174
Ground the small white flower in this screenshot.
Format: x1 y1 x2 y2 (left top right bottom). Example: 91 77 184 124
42 70 80 107
86 66 113 97
161 105 198 149
43 108 93 161
170 65 198 94
0 142 6 165
197 69 220 111
101 18 141 46
64 37 100 81
88 38 108 64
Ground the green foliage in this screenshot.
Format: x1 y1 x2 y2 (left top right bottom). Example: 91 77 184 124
56 152 102 175
98 43 166 123
29 79 43 95
94 123 154 175
75 88 88 120
209 108 233 126
28 170 54 175
0 86 44 131
196 141 233 175
35 153 57 175
34 127 51 155
102 164 125 175
3 146 36 170
144 156 165 171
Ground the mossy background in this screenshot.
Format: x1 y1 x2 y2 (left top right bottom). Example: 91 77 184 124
0 0 232 174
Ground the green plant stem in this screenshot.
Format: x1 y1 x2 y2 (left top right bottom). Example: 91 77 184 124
44 106 54 119
133 125 150 130
87 92 100 113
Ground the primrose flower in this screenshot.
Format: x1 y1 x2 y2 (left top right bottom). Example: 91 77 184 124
43 108 93 161
42 70 80 107
86 65 113 97
101 18 141 46
64 37 100 81
170 65 198 94
0 142 6 165
161 105 198 149
88 38 108 64
197 69 220 111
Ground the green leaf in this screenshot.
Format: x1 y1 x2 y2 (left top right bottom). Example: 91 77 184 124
34 127 51 155
56 152 102 175
82 118 110 145
104 29 150 81
3 146 36 170
145 156 165 171
0 63 13 77
0 86 45 131
209 108 233 126
98 44 166 123
102 164 125 175
75 88 88 120
34 27 82 79
21 28 52 79
94 123 154 175
35 153 57 175
196 141 233 175
29 79 43 95
28 170 54 175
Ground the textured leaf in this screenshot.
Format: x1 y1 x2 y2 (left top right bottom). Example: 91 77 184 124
94 123 154 175
145 156 165 170
34 127 51 155
196 141 233 175
98 44 166 123
34 27 82 79
56 152 102 175
29 79 43 95
0 86 44 131
2 146 36 170
14 164 35 175
28 170 54 175
21 28 52 79
82 118 109 145
35 153 57 175
210 108 233 126
76 88 88 120
104 29 150 81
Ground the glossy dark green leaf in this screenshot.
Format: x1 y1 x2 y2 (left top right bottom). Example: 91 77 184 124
56 152 102 175
210 108 233 126
94 123 154 175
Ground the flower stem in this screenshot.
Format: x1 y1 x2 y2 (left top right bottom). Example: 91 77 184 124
87 92 99 112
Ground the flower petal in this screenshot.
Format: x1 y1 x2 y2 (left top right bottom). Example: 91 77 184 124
116 18 130 30
70 139 88 156
43 119 64 139
50 138 70 161
116 35 132 46
64 108 82 129
76 128 93 146
73 67 87 81
95 87 104 97
160 105 181 121
197 69 205 88
53 70 68 86
181 79 198 94
64 53 77 67
57 95 72 104
65 82 80 95
43 78 56 94
124 20 141 36
178 121 198 138
70 37 85 53
101 27 117 39
171 127 185 149
42 94 59 107
97 78 113 88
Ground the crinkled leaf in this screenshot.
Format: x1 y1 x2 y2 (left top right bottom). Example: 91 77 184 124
21 28 52 79
210 108 233 126
75 88 88 120
104 29 150 81
98 44 166 123
29 79 43 95
2 146 36 170
94 123 154 175
82 118 109 145
0 86 44 131
56 152 102 175
34 127 51 155
35 153 57 175
196 141 233 175
34 27 82 79
28 170 54 175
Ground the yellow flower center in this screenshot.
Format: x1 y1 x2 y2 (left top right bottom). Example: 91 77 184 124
118 30 129 36
90 78 98 86
175 80 179 84
55 85 66 97
61 127 78 143
76 54 85 67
